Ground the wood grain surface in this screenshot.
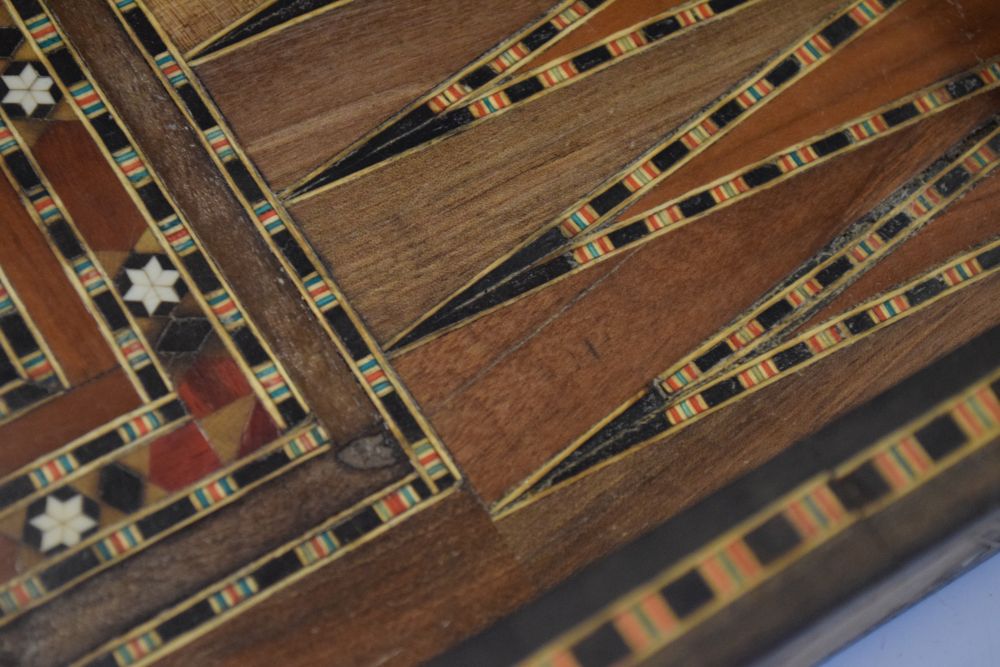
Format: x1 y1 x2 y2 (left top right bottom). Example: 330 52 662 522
394 97 997 503
287 0 846 342
195 0 555 190
143 0 267 52
1 0 998 664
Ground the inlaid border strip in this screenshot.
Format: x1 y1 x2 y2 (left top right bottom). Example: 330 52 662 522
648 116 999 398
0 0 463 628
0 263 67 422
389 63 1000 352
273 0 612 193
0 110 170 404
75 476 457 667
493 121 1000 511
388 0 904 350
0 420 330 623
0 393 185 515
7 0 311 431
0 0 355 625
495 235 1000 517
107 0 460 491
284 0 762 197
185 0 357 64
515 366 1000 666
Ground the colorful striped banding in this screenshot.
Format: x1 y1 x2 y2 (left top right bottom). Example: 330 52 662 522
111 631 161 666
284 425 327 459
154 52 187 87
208 576 258 613
94 525 144 562
68 81 106 118
0 577 44 615
24 13 61 51
413 440 449 479
190 476 237 511
295 530 339 565
372 484 421 521
205 288 244 330
157 215 196 254
28 454 76 489
358 355 393 397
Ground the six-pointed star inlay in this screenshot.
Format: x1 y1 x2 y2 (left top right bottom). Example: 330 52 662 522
0 61 61 118
26 490 100 553
119 254 187 317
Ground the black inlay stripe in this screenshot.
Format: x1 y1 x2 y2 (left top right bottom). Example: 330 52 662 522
743 514 801 565
0 475 33 509
324 306 368 360
694 342 733 374
380 393 425 443
701 377 744 407
122 6 167 54
828 461 890 510
572 622 630 667
135 497 197 538
38 548 101 591
191 0 360 60
251 550 302 589
3 383 50 410
231 450 291 488
0 314 38 356
772 343 812 371
661 569 714 618
156 600 214 643
915 414 968 461
333 506 381 544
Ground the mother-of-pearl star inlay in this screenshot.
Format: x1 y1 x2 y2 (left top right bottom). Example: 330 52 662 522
1 62 56 116
28 493 98 553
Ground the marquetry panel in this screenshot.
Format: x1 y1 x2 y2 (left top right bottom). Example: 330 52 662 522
1 0 997 664
0 3 459 639
193 0 555 189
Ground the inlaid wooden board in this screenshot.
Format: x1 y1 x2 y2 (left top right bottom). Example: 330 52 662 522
0 0 997 665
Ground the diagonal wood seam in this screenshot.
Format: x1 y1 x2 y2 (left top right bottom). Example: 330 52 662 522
281 0 765 200
519 364 1000 665
386 59 1000 356
386 0 905 350
185 0 358 64
280 0 618 197
493 234 1000 519
104 0 461 488
492 126 1000 515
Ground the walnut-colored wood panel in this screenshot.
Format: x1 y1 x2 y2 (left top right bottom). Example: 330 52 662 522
493 275 1000 589
395 102 993 503
650 435 1000 667
32 121 149 253
621 0 1000 219
527 0 691 67
288 0 845 342
49 0 381 443
143 0 268 53
0 451 410 666
195 0 554 190
0 371 139 475
799 171 1000 330
0 151 119 387
147 492 536 667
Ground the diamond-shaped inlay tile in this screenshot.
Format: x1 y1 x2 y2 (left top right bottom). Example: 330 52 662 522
116 253 187 317
23 487 100 554
99 463 145 514
0 61 61 119
157 317 212 354
0 27 23 59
